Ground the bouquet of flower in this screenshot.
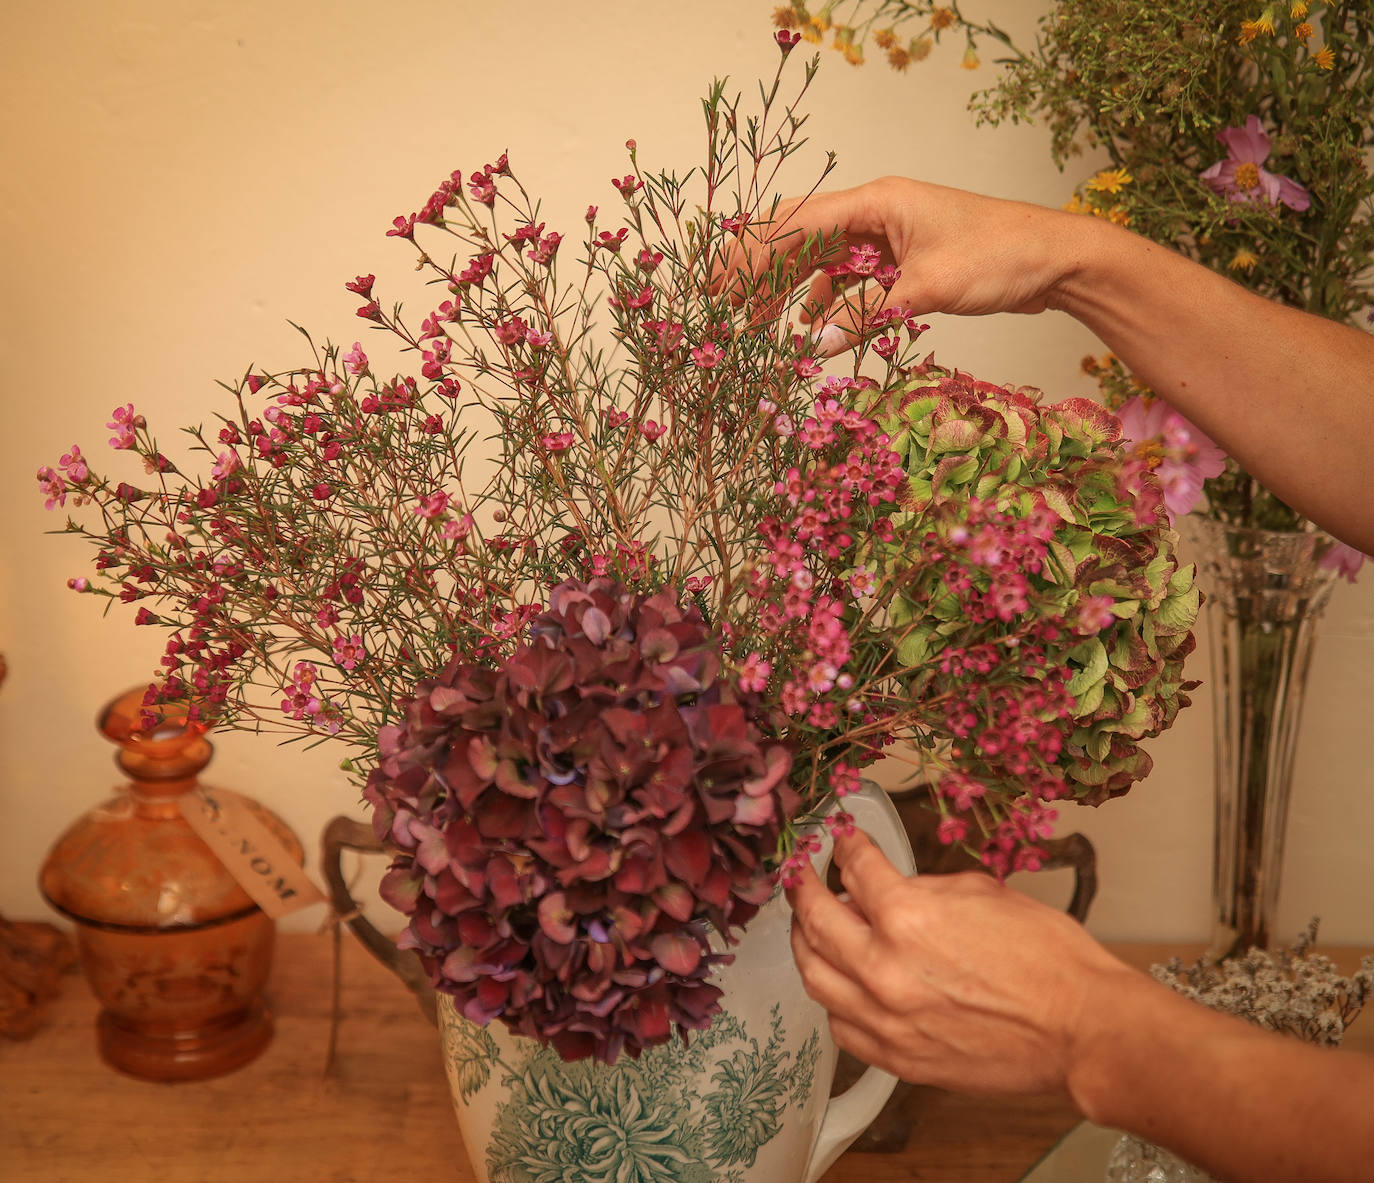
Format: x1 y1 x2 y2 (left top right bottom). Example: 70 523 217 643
39 43 1197 1062
771 1 1373 568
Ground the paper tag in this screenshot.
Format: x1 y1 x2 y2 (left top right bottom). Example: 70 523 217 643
179 788 327 919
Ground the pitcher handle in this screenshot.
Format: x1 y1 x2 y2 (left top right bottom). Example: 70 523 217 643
803 782 917 1183
320 815 437 1025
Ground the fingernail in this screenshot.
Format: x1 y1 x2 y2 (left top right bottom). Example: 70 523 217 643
815 323 847 357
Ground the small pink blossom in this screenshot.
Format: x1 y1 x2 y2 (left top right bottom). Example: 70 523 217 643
936 816 969 845
210 451 241 482
542 431 575 452
59 445 88 483
441 513 474 542
343 342 369 376
694 339 728 370
415 491 450 519
107 404 140 449
36 466 66 510
639 420 667 443
848 566 877 597
847 243 881 276
332 634 366 671
1074 594 1117 634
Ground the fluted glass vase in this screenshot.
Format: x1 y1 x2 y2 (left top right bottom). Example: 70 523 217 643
1182 516 1341 961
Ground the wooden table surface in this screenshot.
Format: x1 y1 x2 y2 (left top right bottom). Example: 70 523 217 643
4 933 1370 1182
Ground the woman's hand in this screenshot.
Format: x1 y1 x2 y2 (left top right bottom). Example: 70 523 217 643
786 828 1137 1098
722 176 1093 350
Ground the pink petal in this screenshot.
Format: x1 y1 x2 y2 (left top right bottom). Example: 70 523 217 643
650 930 703 975
1274 174 1311 211
1218 115 1270 164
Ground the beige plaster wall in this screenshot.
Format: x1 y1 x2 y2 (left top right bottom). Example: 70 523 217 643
2 1 1370 944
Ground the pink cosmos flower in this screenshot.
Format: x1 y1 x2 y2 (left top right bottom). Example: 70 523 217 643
1320 541 1367 583
1115 395 1227 520
1200 116 1311 210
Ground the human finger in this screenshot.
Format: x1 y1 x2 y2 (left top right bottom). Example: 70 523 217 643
789 907 878 1020
710 195 819 308
830 830 913 918
786 858 875 968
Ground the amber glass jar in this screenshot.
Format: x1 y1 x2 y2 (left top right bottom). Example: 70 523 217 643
39 687 303 1080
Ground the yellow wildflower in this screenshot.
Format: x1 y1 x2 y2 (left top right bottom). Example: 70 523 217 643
1086 168 1133 194
874 26 896 50
801 25 822 43
1105 205 1132 227
887 44 912 71
771 6 800 29
1295 21 1313 38
1063 195 1091 215
931 7 956 31
1290 0 1309 17
810 12 831 34
910 36 933 62
1228 248 1259 273
960 43 980 70
1313 43 1335 69
1239 11 1276 43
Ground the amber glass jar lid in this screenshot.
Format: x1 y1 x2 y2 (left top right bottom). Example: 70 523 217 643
39 688 267 932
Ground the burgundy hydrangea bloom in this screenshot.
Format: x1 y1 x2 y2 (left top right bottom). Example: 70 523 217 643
364 578 797 1063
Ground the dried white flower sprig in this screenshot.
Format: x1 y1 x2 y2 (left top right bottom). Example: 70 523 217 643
1152 920 1374 1048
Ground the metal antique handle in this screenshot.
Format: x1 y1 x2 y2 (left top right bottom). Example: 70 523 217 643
320 816 437 1025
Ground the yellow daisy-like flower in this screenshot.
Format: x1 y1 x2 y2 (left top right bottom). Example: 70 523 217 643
1105 205 1132 227
1313 43 1335 69
771 6 800 29
931 6 956 31
1063 195 1091 215
873 26 896 49
1295 21 1313 38
887 44 912 71
1086 168 1133 194
1290 0 1309 17
960 43 980 70
810 12 831 34
801 25 822 43
1228 248 1259 273
1239 11 1276 43
910 36 933 62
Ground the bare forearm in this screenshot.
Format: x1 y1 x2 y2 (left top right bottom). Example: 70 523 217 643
1071 968 1374 1183
1050 216 1374 552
